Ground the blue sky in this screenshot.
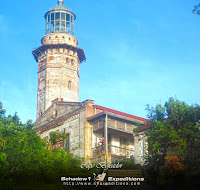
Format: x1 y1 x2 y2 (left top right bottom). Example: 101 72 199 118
1 0 200 123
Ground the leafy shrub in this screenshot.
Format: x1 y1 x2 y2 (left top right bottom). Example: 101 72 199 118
114 159 142 170
164 156 183 176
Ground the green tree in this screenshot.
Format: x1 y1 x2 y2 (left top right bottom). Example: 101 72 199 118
0 102 6 119
145 97 200 173
24 119 34 130
0 101 91 187
193 4 200 15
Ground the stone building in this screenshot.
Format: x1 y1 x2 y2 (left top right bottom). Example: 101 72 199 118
33 0 149 165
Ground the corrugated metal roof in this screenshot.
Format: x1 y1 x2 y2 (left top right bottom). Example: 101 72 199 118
94 105 148 122
49 5 71 12
44 1 76 19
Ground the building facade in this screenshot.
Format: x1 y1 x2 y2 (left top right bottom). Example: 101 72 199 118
33 0 148 165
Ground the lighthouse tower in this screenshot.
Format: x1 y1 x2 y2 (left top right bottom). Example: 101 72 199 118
33 0 86 119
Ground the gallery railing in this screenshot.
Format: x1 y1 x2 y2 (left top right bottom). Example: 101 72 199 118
92 144 134 159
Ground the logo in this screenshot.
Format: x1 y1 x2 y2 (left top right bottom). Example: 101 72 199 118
61 174 144 187
93 172 108 187
93 172 106 182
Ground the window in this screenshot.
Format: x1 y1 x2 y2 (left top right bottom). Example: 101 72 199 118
66 134 70 152
61 12 65 20
71 59 74 65
47 14 50 22
66 13 70 21
50 22 54 33
66 58 69 63
68 81 72 90
120 136 127 156
51 13 54 21
66 22 70 33
53 109 58 118
108 133 111 145
61 21 65 32
55 12 60 20
120 136 127 148
46 11 74 35
55 21 59 32
61 21 65 28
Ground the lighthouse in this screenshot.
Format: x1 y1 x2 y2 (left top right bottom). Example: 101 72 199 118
33 0 86 119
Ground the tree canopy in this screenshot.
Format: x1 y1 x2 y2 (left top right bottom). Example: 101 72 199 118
193 4 200 15
145 97 200 173
0 102 92 188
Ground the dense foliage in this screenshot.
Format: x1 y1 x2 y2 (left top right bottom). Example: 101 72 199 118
145 97 200 173
0 102 90 187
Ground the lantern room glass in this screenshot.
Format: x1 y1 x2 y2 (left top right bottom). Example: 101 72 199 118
46 11 74 35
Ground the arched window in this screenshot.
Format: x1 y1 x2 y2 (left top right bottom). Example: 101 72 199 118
71 59 74 65
66 57 69 63
68 81 72 90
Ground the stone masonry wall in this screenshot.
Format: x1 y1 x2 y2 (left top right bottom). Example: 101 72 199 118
37 47 80 119
42 33 78 47
40 110 86 158
37 68 47 118
36 32 81 119
84 100 96 160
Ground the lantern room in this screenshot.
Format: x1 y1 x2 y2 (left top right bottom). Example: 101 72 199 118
44 0 76 35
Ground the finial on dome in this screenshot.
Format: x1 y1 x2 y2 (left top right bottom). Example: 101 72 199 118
58 0 64 5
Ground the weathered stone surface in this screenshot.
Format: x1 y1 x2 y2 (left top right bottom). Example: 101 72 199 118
42 33 78 47
34 99 148 165
36 32 81 119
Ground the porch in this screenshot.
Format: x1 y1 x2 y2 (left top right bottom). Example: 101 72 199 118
89 113 136 164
